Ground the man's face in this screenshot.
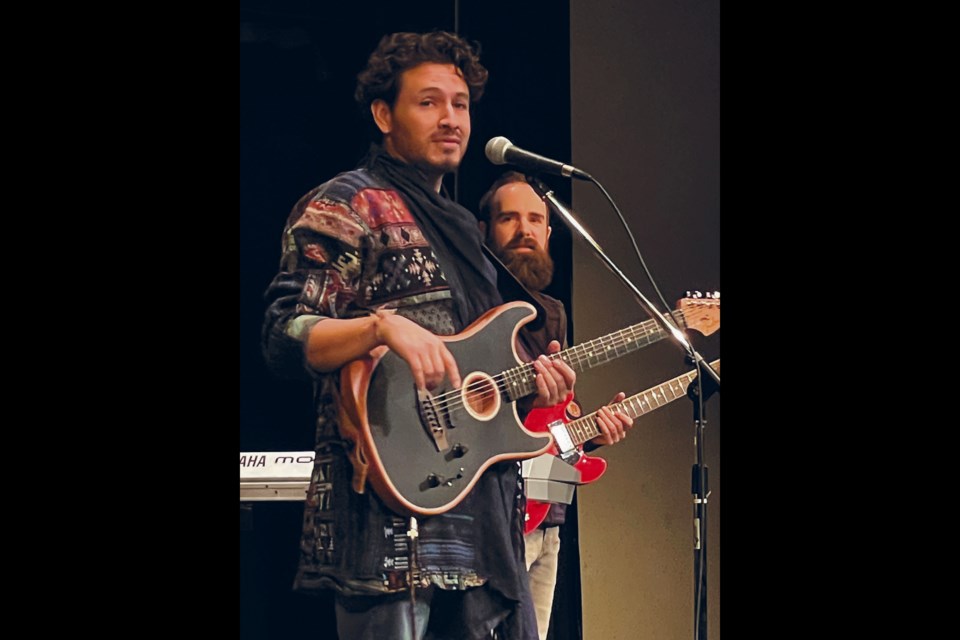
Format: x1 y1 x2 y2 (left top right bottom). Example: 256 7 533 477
373 63 471 183
486 181 554 291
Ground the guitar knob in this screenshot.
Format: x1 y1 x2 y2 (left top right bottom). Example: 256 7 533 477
452 443 469 458
426 473 443 487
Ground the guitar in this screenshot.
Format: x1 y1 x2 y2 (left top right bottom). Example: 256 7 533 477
339 295 719 517
523 359 721 533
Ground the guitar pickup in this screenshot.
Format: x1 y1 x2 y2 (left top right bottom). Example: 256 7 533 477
417 388 451 452
547 419 576 456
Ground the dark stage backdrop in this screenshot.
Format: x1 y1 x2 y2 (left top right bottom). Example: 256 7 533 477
240 2 574 638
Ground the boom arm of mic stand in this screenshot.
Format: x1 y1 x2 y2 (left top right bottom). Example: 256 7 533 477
527 177 720 389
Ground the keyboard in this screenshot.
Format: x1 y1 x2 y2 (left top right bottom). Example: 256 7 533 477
240 451 312 501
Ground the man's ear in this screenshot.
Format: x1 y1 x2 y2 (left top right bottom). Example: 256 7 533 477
371 99 392 135
478 221 487 238
546 225 553 244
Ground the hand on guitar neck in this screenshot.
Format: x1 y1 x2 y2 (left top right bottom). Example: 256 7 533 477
590 391 634 446
530 340 576 409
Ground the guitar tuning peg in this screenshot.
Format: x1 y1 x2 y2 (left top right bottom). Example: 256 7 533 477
712 291 720 299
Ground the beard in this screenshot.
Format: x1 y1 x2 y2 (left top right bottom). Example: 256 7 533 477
493 240 555 292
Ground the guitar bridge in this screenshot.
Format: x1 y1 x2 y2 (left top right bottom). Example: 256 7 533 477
417 388 450 452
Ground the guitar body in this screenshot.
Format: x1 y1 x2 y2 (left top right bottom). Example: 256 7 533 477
521 402 608 534
341 302 553 517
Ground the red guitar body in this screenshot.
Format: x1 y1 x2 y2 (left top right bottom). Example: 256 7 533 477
522 398 607 534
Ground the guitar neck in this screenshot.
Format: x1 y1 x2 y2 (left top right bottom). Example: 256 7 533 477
563 359 720 446
503 310 688 402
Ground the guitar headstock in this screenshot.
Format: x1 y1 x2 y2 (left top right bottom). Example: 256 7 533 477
676 291 720 336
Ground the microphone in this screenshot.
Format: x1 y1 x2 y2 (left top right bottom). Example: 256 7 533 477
484 136 592 180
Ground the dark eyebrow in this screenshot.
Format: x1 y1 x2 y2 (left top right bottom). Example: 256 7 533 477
416 87 470 101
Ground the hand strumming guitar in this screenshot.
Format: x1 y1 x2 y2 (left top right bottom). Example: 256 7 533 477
303 308 460 392
372 309 462 391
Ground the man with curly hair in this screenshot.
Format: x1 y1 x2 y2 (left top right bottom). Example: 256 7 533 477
262 31 574 639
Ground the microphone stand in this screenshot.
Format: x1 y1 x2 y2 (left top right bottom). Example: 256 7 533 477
689 359 719 640
526 176 719 388
526 176 719 640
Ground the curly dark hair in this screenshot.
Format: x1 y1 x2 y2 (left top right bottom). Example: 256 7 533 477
355 31 489 137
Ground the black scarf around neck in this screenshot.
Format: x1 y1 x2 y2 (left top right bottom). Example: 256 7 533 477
362 144 502 329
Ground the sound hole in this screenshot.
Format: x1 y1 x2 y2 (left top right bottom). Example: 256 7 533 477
461 372 500 421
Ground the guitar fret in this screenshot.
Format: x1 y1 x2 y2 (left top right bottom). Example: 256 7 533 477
571 420 585 444
558 359 718 453
505 307 706 404
652 387 664 407
568 416 594 446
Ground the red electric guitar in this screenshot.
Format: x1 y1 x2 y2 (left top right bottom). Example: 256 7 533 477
523 359 721 533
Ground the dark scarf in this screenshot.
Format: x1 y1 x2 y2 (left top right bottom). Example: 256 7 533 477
362 144 502 329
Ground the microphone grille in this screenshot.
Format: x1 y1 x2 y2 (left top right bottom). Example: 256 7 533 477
485 136 513 164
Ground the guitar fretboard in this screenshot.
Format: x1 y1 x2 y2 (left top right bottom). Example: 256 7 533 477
500 310 689 402
564 359 720 445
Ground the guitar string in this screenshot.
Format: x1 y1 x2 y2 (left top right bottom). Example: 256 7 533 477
425 307 708 414
536 359 718 445
430 327 657 414
427 309 694 413
569 370 701 441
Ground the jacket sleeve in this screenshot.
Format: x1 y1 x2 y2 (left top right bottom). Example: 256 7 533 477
261 194 368 382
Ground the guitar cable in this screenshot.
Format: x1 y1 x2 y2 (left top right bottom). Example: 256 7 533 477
407 516 420 639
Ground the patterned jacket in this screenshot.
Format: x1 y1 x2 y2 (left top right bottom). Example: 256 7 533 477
262 167 527 601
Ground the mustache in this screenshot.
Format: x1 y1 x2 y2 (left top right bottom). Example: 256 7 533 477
505 238 540 251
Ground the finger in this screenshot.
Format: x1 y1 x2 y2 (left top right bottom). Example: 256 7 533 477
534 358 559 404
552 359 576 391
598 407 621 443
408 358 426 391
596 410 617 444
440 344 461 389
608 391 626 404
546 340 562 355
540 356 566 398
594 411 615 443
427 347 448 389
416 346 433 378
557 360 577 391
